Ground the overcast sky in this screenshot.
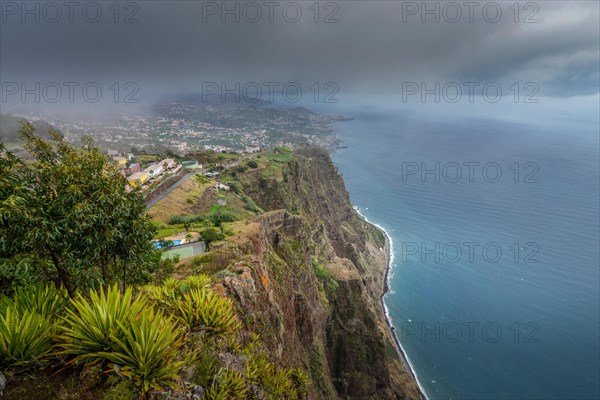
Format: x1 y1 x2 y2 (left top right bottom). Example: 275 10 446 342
1 0 598 106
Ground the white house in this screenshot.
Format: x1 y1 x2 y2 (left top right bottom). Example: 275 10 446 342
143 163 163 177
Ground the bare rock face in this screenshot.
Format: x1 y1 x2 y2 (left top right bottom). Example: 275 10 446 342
218 147 421 400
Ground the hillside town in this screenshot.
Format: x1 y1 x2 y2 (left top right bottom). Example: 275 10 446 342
6 102 348 156
106 150 191 192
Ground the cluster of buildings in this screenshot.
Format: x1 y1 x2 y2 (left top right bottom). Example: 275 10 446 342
126 158 178 188
106 149 181 190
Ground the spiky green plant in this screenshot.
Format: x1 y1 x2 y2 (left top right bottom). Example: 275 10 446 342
139 284 173 310
0 283 68 321
245 352 307 400
0 306 54 369
290 368 310 397
140 274 212 310
97 309 185 397
161 277 183 293
58 285 145 364
175 288 241 338
183 274 212 291
205 368 247 400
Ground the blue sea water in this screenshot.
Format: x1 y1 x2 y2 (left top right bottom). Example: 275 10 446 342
329 105 600 399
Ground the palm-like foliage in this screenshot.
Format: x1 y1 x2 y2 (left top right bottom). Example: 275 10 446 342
97 309 185 396
58 285 145 364
0 306 54 368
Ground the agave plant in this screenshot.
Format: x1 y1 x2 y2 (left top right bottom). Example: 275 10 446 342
0 306 54 369
0 283 68 321
290 368 310 397
183 274 212 291
139 275 212 312
138 284 173 311
175 288 242 338
205 368 247 400
161 277 184 295
97 309 185 397
261 366 299 399
144 275 212 299
58 285 145 364
245 352 307 400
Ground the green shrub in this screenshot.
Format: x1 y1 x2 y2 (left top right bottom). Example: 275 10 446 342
169 214 207 225
243 196 262 213
0 306 54 369
169 215 185 225
311 256 338 295
194 252 214 263
102 377 137 400
58 285 145 365
201 228 225 244
208 210 237 226
192 353 221 387
247 160 258 169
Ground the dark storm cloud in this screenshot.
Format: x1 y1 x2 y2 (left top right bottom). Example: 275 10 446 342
0 0 598 99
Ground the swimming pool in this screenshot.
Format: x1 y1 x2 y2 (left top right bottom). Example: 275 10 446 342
153 239 183 249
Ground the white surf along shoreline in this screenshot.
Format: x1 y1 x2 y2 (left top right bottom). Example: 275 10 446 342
353 206 429 400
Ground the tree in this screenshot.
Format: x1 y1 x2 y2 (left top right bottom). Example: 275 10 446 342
0 123 156 296
247 160 258 169
200 228 224 250
185 233 193 243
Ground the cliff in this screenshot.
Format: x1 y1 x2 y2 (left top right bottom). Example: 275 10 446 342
210 147 421 399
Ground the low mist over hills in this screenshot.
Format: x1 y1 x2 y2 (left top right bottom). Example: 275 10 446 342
0 114 58 143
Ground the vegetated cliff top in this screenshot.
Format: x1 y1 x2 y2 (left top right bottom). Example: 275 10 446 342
2 144 421 400
154 145 422 400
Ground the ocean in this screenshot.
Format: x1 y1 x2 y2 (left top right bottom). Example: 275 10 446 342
328 103 600 399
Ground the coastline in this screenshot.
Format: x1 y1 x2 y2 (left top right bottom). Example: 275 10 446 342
353 206 429 400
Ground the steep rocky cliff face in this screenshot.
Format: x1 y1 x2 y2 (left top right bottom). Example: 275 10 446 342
215 147 421 399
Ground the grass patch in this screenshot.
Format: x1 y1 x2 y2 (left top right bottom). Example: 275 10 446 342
311 256 338 296
148 177 209 223
267 147 295 163
154 228 183 239
136 155 160 164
